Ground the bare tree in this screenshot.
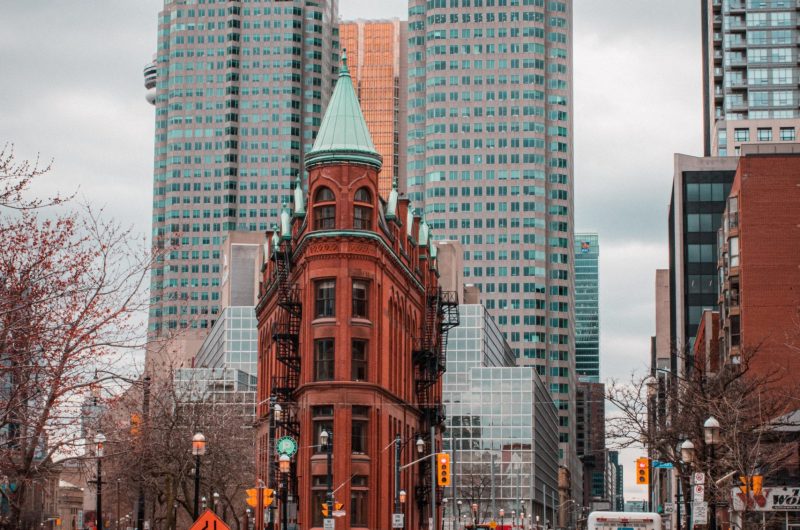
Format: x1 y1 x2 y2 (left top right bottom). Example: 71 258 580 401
0 144 67 211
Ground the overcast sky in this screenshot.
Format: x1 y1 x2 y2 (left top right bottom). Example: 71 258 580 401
0 0 702 501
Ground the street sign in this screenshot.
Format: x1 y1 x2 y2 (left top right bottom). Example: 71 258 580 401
654 461 674 469
332 510 346 518
323 518 335 530
694 472 706 485
664 502 674 514
693 502 708 525
190 510 230 530
276 436 298 457
693 484 705 503
392 514 405 529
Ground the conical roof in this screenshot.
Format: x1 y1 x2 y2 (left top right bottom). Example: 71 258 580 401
304 50 383 170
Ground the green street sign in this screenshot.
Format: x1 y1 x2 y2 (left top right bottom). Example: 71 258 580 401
276 436 298 457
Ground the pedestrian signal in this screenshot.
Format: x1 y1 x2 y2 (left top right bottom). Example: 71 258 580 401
635 458 650 485
436 452 451 487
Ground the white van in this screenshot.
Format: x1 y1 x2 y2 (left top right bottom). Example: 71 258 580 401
587 512 662 530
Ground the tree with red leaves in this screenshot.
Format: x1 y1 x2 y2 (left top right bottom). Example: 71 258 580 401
0 150 153 530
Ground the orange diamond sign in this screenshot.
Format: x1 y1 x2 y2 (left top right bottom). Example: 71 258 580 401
189 509 230 530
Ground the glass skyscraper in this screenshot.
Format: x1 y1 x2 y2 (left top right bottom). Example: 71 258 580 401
702 0 800 156
145 0 338 359
574 233 599 382
406 0 577 479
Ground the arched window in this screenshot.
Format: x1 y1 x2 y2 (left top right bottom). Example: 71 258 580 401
353 187 372 230
313 186 335 230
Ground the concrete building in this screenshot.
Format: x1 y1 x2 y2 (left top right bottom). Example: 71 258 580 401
668 154 738 376
574 233 599 382
144 0 340 366
339 19 407 199
715 143 800 378
702 0 800 156
575 382 607 508
608 451 624 512
405 0 579 496
443 304 560 525
256 55 457 530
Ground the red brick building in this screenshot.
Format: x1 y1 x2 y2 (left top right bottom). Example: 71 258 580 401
255 53 457 530
716 144 800 383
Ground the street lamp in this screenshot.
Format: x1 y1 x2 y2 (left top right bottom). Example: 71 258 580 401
499 509 505 529
201 497 207 511
680 439 695 464
212 492 219 514
471 503 478 528
320 429 333 525
704 417 720 530
279 454 291 530
95 433 106 530
456 501 462 530
192 433 206 519
393 434 424 524
678 439 695 530
400 490 407 504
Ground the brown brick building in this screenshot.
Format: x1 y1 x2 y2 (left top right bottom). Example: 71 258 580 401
716 144 800 383
255 54 456 530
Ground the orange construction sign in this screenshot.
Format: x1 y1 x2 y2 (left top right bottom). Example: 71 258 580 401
189 509 230 530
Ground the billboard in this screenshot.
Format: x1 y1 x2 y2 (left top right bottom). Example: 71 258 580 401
731 487 800 512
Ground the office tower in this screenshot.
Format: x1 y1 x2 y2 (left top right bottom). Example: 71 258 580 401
256 56 457 529
339 19 407 198
702 0 800 156
145 0 339 368
406 0 578 493
668 154 737 375
715 144 800 379
574 233 599 382
443 302 560 524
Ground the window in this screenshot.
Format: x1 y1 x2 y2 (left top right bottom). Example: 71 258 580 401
350 476 368 526
353 187 372 230
314 339 335 381
315 279 335 317
730 236 740 267
352 280 368 318
734 128 750 142
311 477 328 526
312 406 333 454
780 127 795 141
351 406 369 454
352 339 368 381
757 128 772 141
313 186 335 229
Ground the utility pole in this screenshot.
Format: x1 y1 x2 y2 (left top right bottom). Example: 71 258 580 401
137 377 150 530
490 453 496 519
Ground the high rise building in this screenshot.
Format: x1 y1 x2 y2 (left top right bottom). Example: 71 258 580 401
144 0 339 367
339 19 406 198
668 154 737 375
406 0 578 490
574 233 599 382
702 0 800 156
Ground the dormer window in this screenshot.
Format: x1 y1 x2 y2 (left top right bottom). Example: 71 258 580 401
353 187 372 230
314 187 335 230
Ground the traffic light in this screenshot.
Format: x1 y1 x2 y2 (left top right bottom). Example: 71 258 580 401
739 475 763 495
321 503 329 517
436 452 451 487
246 488 275 507
635 458 650 485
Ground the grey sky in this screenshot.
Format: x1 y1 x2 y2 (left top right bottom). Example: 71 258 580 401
0 0 703 499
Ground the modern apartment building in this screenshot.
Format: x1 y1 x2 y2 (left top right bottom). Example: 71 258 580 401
145 0 339 366
339 19 406 198
574 233 599 382
405 0 577 484
702 0 800 156
668 154 737 375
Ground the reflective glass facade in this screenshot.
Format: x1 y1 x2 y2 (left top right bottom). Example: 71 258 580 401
174 367 257 418
147 0 338 339
574 233 599 382
443 305 560 521
195 306 258 375
406 0 577 475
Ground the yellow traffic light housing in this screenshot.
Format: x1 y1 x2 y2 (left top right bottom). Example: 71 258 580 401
246 488 274 507
321 503 329 517
635 457 650 485
436 452 451 487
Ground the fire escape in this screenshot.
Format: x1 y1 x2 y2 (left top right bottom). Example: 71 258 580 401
413 287 459 516
268 236 302 495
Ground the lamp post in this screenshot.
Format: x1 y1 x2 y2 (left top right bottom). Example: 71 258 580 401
192 433 206 520
704 417 720 530
511 511 516 530
320 429 333 525
500 509 505 529
471 503 478 528
679 439 695 530
212 492 219 515
279 454 290 530
456 501 462 530
394 435 424 524
95 433 106 530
